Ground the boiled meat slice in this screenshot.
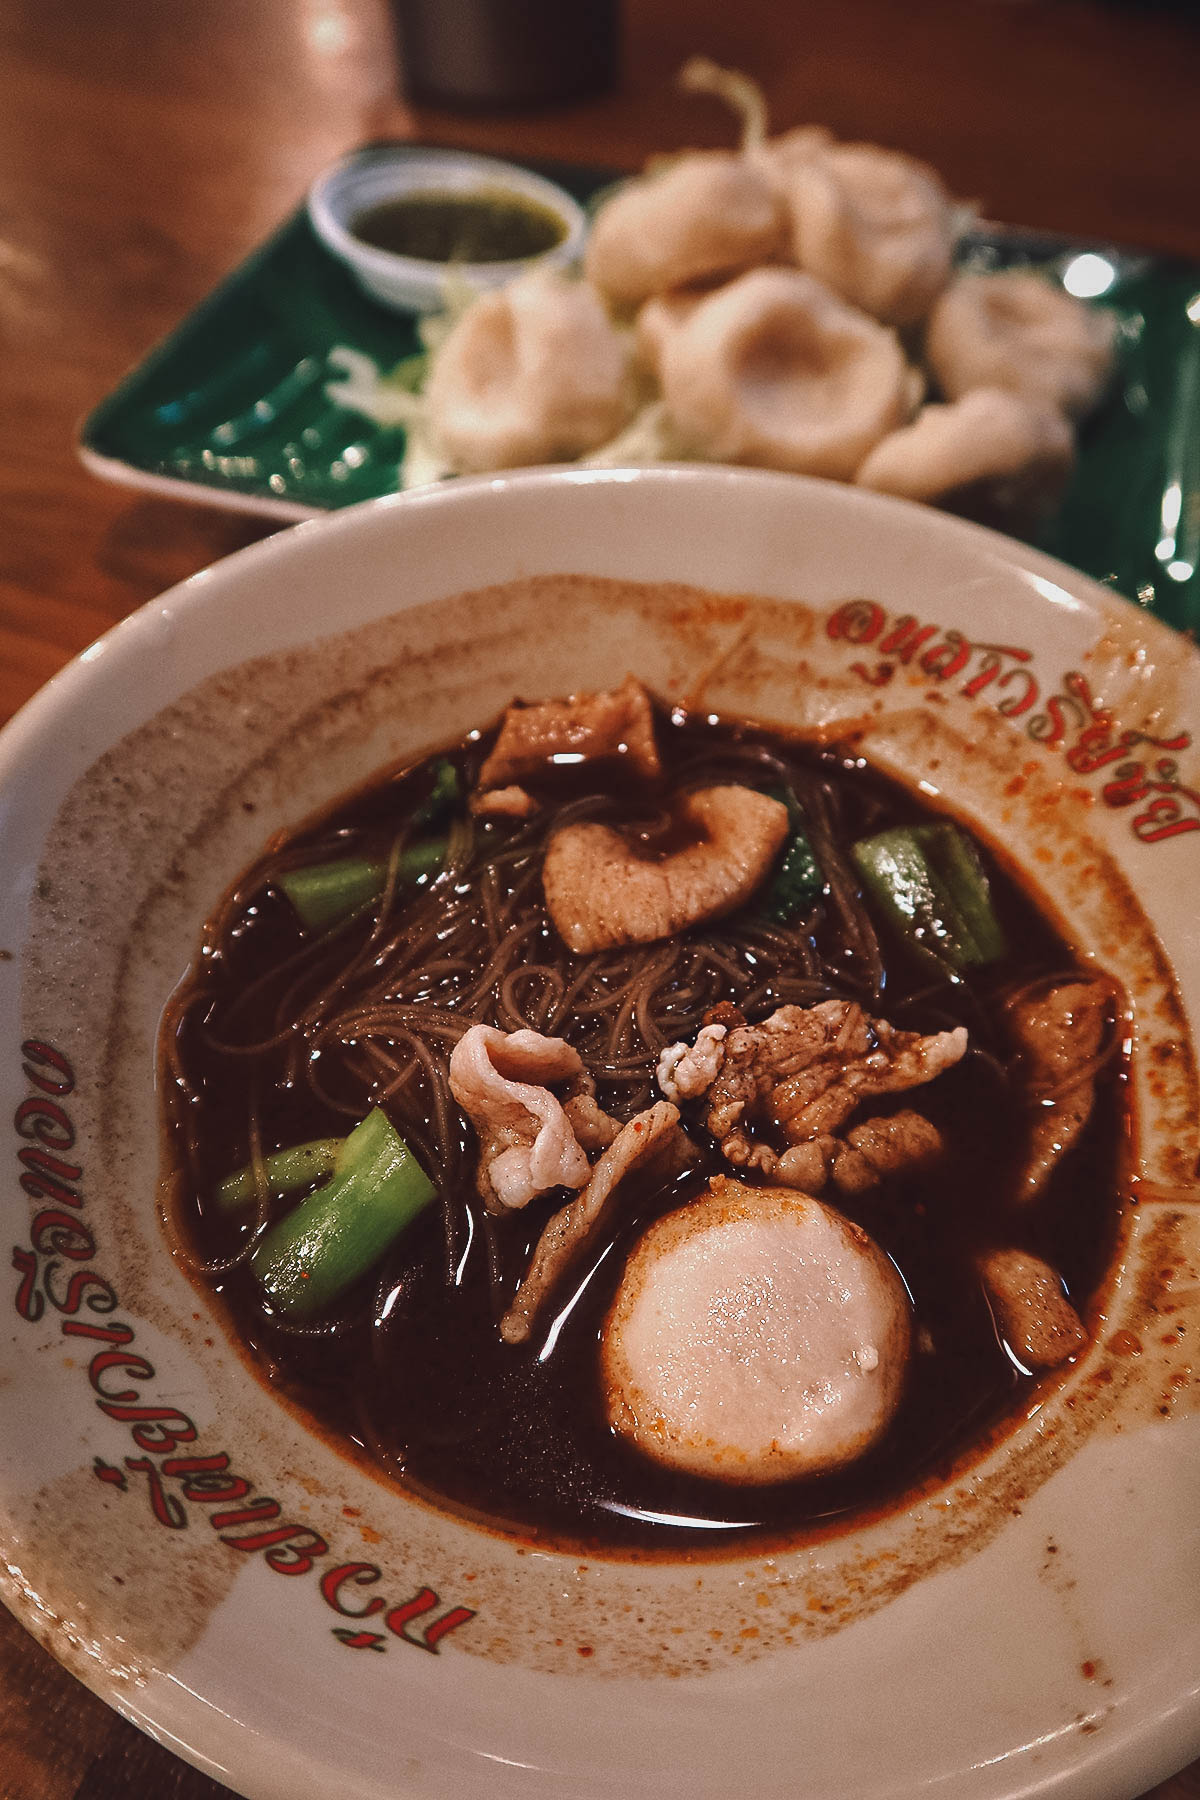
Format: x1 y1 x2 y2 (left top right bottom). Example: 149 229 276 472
1006 976 1114 1201
448 1024 589 1213
543 785 788 953
979 1248 1087 1370
479 675 661 791
500 1101 684 1345
657 999 965 1179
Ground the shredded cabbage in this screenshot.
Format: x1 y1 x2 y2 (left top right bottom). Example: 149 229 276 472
325 346 451 489
581 401 687 468
325 346 423 429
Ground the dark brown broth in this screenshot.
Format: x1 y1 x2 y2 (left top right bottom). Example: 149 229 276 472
162 713 1124 1553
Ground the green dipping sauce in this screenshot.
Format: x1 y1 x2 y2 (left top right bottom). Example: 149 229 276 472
350 187 566 265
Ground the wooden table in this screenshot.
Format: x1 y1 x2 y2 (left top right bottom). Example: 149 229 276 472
2 0 1199 1792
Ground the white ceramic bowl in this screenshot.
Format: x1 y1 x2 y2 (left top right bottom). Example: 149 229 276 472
308 146 588 313
2 467 1199 1800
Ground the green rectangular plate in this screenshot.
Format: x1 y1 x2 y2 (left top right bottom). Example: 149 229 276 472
80 144 1200 631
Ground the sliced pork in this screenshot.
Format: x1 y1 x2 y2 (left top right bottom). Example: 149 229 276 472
980 1248 1087 1370
658 1000 965 1181
478 675 661 791
501 1101 685 1344
543 785 789 953
468 784 538 819
561 1078 622 1154
448 1025 590 1213
777 1108 945 1197
1006 976 1115 1200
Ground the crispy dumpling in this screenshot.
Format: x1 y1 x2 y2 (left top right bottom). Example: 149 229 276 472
767 141 956 327
584 151 785 309
750 123 835 186
426 269 633 472
925 271 1117 418
855 387 1075 506
657 267 917 478
633 288 709 380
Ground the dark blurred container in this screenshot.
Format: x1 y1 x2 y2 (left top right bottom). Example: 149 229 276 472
391 0 620 108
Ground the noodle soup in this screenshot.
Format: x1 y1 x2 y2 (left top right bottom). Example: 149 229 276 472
162 698 1125 1552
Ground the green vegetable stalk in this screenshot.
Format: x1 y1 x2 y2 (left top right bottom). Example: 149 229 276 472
851 822 1006 972
249 1109 436 1319
216 1138 343 1213
762 786 825 923
279 838 445 930
277 759 459 930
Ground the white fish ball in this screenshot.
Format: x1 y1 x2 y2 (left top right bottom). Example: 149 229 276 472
602 1179 911 1483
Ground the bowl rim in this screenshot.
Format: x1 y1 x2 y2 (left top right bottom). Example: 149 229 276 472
5 459 1187 782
